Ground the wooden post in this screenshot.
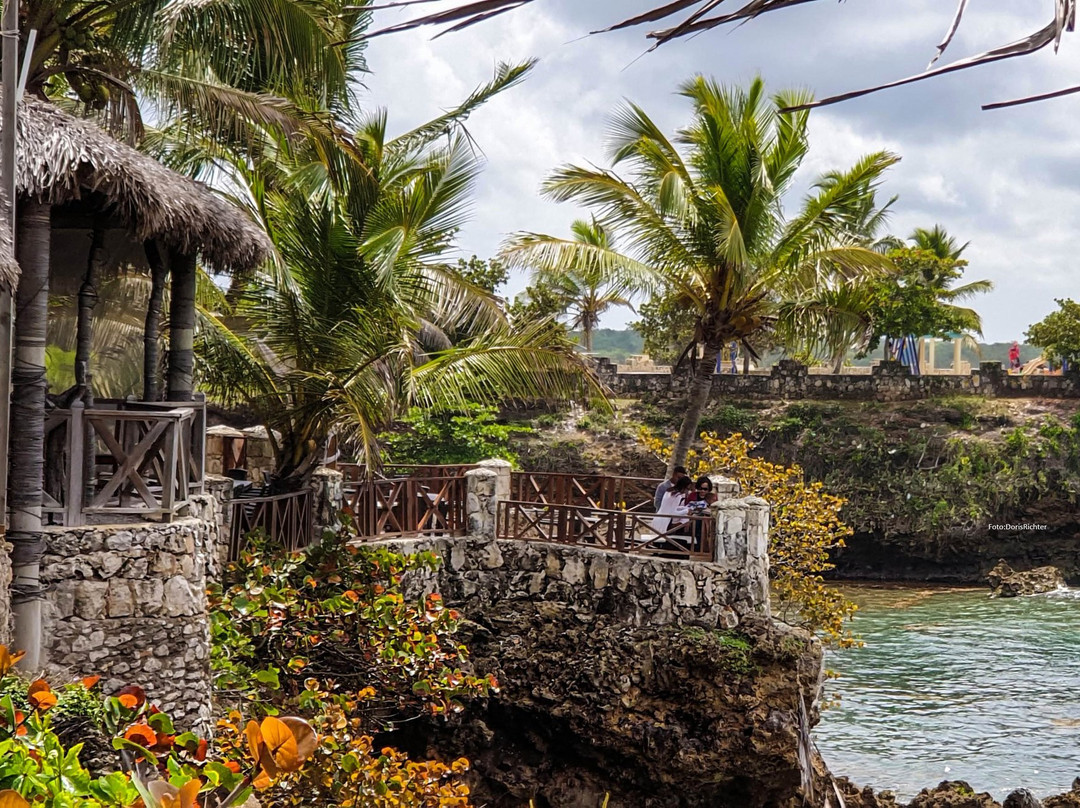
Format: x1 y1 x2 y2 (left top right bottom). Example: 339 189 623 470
65 401 85 527
166 250 196 402
143 241 168 401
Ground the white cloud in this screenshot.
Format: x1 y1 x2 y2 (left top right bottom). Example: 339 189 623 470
363 0 1080 340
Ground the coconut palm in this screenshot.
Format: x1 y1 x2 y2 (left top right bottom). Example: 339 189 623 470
195 66 601 488
505 76 897 471
23 0 367 138
507 218 637 352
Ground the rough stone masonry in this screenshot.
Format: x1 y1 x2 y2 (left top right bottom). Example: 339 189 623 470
41 494 224 728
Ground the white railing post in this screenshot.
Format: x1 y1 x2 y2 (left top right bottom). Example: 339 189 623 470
465 467 498 540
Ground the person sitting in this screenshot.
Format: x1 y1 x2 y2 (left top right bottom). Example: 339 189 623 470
652 475 693 535
689 476 718 506
653 466 687 511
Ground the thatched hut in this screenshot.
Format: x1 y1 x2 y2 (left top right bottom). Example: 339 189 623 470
7 95 271 665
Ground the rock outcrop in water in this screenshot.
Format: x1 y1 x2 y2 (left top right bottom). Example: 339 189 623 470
398 601 823 808
987 559 1065 597
831 779 1080 808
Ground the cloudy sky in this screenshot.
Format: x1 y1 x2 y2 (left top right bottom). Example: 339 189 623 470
361 0 1080 342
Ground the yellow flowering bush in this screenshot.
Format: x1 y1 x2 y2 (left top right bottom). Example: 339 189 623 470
641 430 859 646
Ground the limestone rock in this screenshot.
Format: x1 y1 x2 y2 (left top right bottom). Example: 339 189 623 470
1004 789 1043 808
907 781 998 808
988 560 1065 597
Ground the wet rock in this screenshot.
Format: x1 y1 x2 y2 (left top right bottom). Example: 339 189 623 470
1004 789 1043 808
988 559 1065 597
907 781 998 808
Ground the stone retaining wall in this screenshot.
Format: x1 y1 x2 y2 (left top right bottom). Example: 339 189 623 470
42 495 220 728
595 357 1080 401
364 465 771 630
385 536 757 630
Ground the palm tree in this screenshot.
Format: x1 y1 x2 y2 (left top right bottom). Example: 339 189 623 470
506 218 637 352
505 77 897 471
904 225 992 337
195 64 601 488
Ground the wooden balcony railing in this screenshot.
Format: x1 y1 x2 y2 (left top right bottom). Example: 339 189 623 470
496 500 715 561
229 489 314 560
347 475 468 540
337 463 478 484
509 471 660 513
43 396 206 526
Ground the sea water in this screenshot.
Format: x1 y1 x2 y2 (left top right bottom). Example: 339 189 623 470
812 585 1080 801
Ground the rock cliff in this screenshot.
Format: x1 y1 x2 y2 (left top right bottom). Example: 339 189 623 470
398 601 823 808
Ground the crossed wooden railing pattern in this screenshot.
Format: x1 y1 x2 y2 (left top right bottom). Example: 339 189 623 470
43 397 206 526
509 471 659 513
496 500 715 561
347 475 468 539
229 489 314 559
337 463 478 484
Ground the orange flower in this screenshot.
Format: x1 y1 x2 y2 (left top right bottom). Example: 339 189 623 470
27 680 56 710
224 761 241 774
80 675 100 690
0 647 25 678
117 685 147 707
124 724 158 747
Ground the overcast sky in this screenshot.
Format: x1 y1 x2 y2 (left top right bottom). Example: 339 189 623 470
361 0 1080 342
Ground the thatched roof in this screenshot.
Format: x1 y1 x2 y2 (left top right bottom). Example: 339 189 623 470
16 96 271 273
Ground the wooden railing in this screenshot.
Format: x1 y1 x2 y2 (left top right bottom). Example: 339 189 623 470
337 463 477 484
43 397 206 526
229 489 314 560
347 475 468 540
509 471 660 513
497 500 715 561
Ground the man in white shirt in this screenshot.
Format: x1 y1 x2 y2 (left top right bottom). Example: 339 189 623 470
653 466 687 511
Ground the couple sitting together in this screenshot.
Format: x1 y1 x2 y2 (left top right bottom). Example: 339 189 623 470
652 466 718 534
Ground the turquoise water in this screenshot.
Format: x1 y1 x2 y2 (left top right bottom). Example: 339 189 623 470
812 585 1080 801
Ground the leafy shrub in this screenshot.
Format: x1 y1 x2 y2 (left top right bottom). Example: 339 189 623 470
0 647 315 808
379 404 530 466
210 532 494 807
641 430 859 647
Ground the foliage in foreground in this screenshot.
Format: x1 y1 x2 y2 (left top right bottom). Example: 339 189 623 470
210 533 495 807
641 431 858 646
0 647 315 808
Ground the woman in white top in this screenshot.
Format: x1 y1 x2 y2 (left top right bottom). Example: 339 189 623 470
652 475 693 533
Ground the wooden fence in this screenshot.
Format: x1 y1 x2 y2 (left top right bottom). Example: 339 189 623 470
496 500 715 561
509 471 659 513
43 397 206 525
347 475 468 540
229 489 314 559
337 463 478 484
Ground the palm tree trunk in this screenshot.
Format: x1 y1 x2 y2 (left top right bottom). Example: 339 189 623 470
166 250 196 402
831 349 845 374
75 223 105 503
9 201 51 669
143 241 168 401
668 342 720 473
742 354 750 375
583 325 593 353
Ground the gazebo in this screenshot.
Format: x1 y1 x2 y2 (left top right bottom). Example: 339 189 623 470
6 95 271 664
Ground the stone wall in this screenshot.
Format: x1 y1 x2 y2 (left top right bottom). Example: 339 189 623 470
42 495 220 728
365 465 771 630
594 357 1080 401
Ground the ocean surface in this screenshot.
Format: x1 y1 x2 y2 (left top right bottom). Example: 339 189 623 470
812 585 1080 802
